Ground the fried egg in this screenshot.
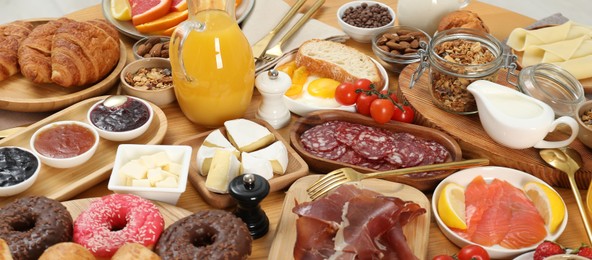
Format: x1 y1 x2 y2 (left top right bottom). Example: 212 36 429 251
297 75 342 108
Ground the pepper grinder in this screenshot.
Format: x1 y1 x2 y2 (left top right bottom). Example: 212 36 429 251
255 69 291 129
228 173 270 239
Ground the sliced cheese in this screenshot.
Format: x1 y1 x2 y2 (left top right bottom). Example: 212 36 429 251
248 140 288 175
205 149 240 194
120 160 148 180
196 145 237 176
241 152 274 180
224 119 275 152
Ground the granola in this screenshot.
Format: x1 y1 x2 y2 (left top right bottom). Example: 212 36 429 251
430 39 497 113
125 67 173 90
581 108 592 126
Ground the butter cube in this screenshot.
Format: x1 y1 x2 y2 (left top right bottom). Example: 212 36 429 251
141 151 171 168
147 168 165 183
120 160 148 180
155 176 179 188
163 162 183 176
131 179 152 187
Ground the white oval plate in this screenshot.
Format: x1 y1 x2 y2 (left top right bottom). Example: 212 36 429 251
101 0 255 40
432 166 568 260
275 50 389 117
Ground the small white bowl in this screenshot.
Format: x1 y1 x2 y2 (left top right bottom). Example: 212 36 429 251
337 1 396 43
108 144 192 205
30 121 99 169
0 146 41 196
432 166 568 259
120 57 176 107
87 96 154 142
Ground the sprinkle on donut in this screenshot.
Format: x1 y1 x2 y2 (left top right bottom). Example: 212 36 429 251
73 194 164 258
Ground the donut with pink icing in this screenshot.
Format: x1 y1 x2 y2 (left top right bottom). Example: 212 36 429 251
73 194 164 258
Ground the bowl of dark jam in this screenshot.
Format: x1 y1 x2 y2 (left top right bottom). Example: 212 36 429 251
87 95 154 142
0 146 41 196
29 121 99 168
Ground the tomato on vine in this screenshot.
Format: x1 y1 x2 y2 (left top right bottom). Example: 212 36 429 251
354 78 373 91
391 103 414 123
370 98 395 124
355 92 378 116
335 82 359 106
432 255 455 260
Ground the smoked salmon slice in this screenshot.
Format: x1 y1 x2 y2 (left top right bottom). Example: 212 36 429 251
458 176 547 249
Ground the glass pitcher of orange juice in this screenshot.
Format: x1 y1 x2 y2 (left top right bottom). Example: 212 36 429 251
170 0 255 127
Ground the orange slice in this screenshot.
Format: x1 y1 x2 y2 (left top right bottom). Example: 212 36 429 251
170 0 187 11
129 0 173 26
135 10 188 33
149 25 178 36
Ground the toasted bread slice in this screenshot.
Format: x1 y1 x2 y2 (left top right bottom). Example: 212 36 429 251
295 39 384 87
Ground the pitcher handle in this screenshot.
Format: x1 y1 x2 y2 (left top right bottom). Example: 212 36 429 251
533 116 580 149
171 20 205 82
460 0 471 8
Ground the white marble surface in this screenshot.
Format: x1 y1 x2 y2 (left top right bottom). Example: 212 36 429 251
0 0 590 25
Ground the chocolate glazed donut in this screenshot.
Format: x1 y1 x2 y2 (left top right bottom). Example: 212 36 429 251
155 210 252 260
0 196 73 260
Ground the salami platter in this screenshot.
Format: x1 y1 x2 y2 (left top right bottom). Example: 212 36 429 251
290 110 462 191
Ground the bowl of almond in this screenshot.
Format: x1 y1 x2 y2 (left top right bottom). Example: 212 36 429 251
132 36 170 60
371 25 430 73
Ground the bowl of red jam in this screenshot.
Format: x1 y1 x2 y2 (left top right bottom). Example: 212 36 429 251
87 95 154 142
30 121 100 168
0 146 41 196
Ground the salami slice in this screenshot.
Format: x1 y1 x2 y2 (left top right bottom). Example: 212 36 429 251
336 148 364 165
307 144 347 160
351 130 395 160
423 140 450 163
335 122 366 146
300 122 340 152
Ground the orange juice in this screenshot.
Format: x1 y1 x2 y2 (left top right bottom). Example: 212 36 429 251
170 9 254 127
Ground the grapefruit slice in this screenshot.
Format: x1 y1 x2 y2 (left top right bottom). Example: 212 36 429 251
135 9 188 33
170 0 187 11
129 0 173 26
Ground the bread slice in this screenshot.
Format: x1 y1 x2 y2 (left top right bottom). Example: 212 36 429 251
295 39 384 87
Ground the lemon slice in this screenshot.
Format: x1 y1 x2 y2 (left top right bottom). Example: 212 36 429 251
111 0 132 21
438 182 467 230
524 181 565 233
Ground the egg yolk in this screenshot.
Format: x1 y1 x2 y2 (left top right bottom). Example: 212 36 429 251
285 65 308 97
306 78 341 99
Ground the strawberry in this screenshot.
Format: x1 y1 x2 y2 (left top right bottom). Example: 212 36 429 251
575 244 592 259
534 241 565 260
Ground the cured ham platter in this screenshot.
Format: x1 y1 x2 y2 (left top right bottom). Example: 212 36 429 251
269 175 431 259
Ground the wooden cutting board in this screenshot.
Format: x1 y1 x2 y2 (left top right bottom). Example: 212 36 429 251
397 63 592 189
268 175 430 260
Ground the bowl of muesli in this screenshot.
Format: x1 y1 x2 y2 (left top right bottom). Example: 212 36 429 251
120 57 175 107
575 100 592 149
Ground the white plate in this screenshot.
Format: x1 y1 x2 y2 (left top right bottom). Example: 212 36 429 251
432 166 568 260
275 50 389 117
101 0 255 40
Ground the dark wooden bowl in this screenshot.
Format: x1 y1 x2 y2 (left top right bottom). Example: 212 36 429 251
290 110 463 192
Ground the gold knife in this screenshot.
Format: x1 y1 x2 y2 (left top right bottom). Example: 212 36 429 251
251 0 308 61
0 126 26 140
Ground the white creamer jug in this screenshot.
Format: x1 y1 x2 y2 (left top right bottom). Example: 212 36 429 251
397 0 470 36
467 80 579 149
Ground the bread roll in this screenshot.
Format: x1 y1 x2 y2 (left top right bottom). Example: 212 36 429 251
38 242 95 260
295 39 384 87
437 10 489 33
18 18 73 84
111 243 160 260
0 21 34 81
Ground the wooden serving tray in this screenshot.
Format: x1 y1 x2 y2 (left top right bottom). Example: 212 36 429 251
63 197 192 228
0 96 167 206
290 110 463 192
174 119 309 209
268 175 430 260
0 19 127 112
398 63 592 189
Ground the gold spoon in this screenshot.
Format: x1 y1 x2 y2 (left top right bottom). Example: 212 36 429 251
540 147 592 243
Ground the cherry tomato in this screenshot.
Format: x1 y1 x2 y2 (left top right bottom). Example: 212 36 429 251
370 99 395 124
391 104 415 123
457 245 490 260
380 89 398 103
354 78 373 91
432 255 455 260
335 82 359 106
355 92 378 116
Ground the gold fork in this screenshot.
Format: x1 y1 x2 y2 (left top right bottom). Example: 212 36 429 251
261 0 325 62
307 158 489 200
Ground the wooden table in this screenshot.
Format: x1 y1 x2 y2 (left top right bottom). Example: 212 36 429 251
55 1 588 259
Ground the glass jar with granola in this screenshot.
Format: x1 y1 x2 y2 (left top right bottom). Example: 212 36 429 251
411 28 514 114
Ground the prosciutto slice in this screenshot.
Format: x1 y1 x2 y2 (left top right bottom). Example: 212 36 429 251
292 184 426 260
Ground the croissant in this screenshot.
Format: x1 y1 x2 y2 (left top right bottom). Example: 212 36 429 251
18 18 73 84
0 20 34 81
51 19 120 87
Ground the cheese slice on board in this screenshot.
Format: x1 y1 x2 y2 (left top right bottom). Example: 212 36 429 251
224 119 275 152
248 140 289 175
205 149 241 194
507 21 591 51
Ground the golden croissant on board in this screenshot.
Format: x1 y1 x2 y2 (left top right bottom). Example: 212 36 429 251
18 18 120 88
0 20 34 81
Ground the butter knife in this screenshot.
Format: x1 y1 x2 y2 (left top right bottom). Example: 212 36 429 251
251 0 308 61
